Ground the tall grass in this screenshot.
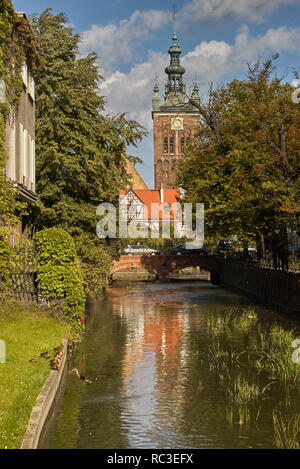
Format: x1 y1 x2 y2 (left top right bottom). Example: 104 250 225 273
227 375 260 404
273 411 300 449
255 325 300 384
207 308 258 336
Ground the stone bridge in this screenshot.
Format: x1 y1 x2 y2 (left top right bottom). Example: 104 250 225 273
110 255 222 284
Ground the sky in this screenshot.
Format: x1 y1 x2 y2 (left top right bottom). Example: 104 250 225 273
12 0 300 188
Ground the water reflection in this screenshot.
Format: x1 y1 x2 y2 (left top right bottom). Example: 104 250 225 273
49 282 300 449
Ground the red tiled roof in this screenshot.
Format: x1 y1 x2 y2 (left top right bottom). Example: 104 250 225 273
120 188 181 220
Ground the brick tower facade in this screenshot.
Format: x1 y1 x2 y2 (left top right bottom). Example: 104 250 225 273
152 32 200 190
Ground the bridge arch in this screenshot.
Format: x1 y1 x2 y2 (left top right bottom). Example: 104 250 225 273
110 255 222 284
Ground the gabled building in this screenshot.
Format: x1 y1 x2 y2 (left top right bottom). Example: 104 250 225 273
125 159 148 190
119 184 183 236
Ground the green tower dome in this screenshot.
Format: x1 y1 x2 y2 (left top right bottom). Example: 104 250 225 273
165 32 185 95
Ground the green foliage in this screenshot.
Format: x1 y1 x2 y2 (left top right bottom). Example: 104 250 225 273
180 56 300 253
0 231 12 291
0 1 33 234
255 324 300 383
273 411 300 449
75 234 113 298
33 228 86 335
0 0 14 81
28 9 146 293
29 9 146 236
33 227 76 265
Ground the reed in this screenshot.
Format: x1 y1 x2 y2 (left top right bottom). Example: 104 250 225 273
228 375 260 404
273 411 300 449
208 341 245 372
225 406 234 425
238 405 251 425
255 325 300 384
207 308 258 336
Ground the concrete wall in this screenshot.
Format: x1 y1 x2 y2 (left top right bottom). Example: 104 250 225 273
221 261 300 314
21 339 68 449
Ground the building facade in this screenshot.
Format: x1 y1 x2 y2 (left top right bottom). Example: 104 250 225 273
5 12 37 209
152 32 201 190
119 185 183 237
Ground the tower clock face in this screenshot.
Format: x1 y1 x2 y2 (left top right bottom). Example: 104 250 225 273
171 117 183 131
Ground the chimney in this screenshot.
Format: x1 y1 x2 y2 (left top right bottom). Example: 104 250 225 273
160 183 164 203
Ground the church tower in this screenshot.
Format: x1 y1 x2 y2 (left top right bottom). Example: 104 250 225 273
152 30 200 189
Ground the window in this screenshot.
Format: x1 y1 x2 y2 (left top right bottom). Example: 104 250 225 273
30 137 35 185
23 128 28 178
164 203 171 215
21 62 28 87
164 137 168 153
28 72 35 100
170 136 174 154
180 137 185 153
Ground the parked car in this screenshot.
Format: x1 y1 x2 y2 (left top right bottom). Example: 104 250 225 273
123 244 160 256
289 246 300 259
170 244 208 255
216 240 235 255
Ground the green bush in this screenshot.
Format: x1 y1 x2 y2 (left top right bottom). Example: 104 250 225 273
33 228 86 335
0 230 12 291
75 233 112 298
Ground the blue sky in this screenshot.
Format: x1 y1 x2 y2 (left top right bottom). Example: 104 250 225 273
12 0 300 188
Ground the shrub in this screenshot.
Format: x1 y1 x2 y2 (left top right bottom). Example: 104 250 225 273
33 228 86 336
75 233 112 298
0 230 12 292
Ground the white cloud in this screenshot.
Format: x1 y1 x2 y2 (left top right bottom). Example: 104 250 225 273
79 0 299 69
180 0 297 24
78 3 300 186
79 9 172 69
100 25 300 131
101 51 167 129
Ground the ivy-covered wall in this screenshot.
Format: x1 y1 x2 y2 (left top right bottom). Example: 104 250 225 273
0 1 18 289
0 1 42 288
0 2 39 225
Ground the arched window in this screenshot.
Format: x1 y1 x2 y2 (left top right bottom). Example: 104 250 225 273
164 137 168 153
170 136 174 154
180 137 185 153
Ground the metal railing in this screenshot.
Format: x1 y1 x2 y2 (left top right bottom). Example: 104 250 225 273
224 251 300 273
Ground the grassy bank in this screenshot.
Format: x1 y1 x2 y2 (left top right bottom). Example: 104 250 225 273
0 300 69 449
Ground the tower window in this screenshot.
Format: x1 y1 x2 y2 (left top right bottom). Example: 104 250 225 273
170 136 174 154
164 137 168 153
180 137 185 153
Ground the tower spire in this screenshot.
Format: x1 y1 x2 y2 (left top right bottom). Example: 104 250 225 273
173 4 177 34
164 10 185 96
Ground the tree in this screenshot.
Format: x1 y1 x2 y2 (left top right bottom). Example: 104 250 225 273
179 56 300 263
29 10 146 294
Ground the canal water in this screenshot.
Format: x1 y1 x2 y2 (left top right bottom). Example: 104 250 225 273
48 281 300 449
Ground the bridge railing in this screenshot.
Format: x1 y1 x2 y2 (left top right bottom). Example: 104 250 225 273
224 251 300 273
